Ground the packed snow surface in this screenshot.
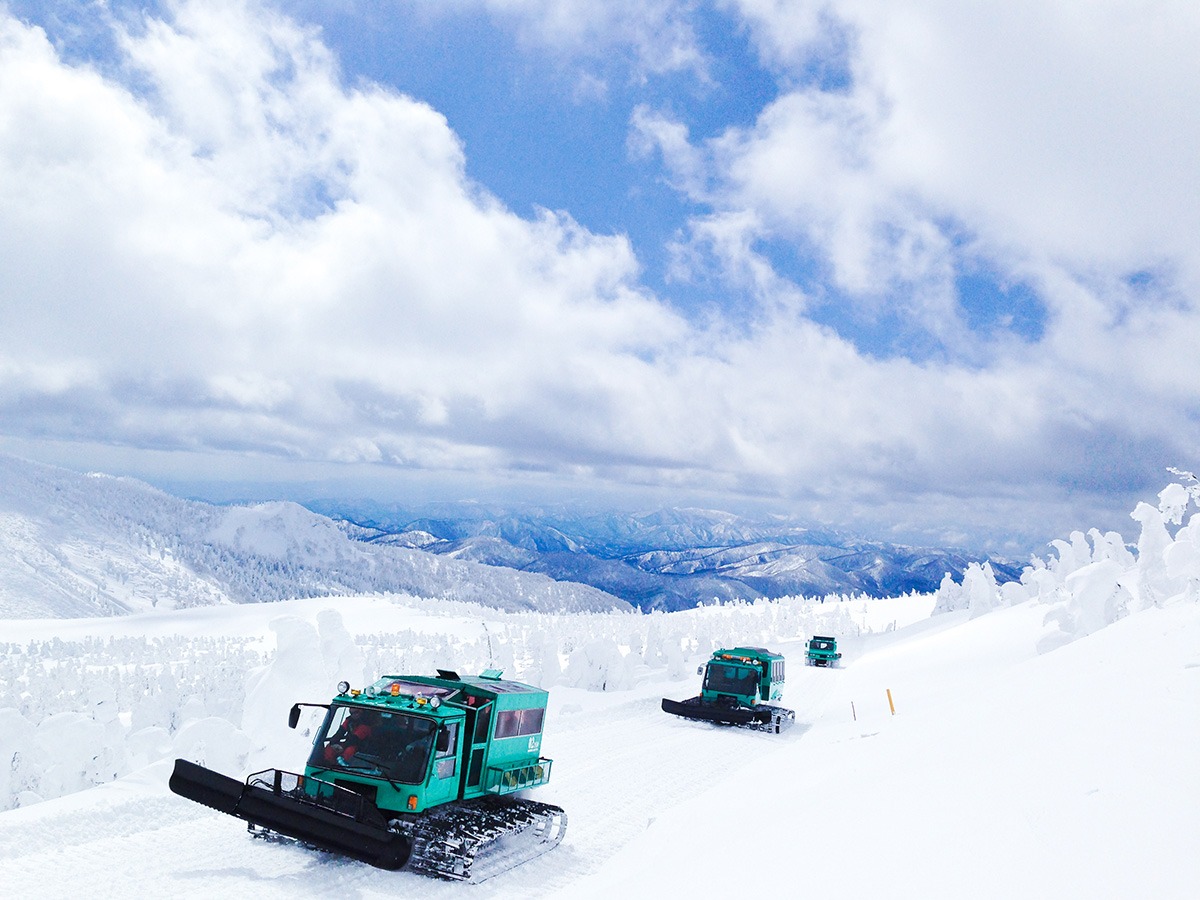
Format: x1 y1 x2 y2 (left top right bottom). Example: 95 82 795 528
2 476 1198 897
0 592 1196 898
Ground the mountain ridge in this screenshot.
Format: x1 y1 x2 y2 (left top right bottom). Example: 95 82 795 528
307 499 1024 611
0 455 629 619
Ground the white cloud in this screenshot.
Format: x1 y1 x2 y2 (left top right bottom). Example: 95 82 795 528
715 0 1200 293
0 4 679 453
2 0 1198 553
716 0 843 76
478 0 706 78
644 1 1200 485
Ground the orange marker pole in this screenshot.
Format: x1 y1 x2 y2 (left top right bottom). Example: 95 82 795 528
886 688 895 715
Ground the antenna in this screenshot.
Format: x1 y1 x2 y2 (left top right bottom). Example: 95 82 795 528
481 620 494 667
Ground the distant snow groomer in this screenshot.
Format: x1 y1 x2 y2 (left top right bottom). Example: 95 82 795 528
805 635 842 667
661 647 794 733
169 670 566 882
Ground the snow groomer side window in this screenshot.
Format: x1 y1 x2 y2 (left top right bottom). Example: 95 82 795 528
435 721 459 779
494 707 545 739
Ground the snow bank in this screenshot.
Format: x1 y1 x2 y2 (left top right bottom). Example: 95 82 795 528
6 476 1193 812
0 591 902 810
240 610 369 771
932 475 1200 650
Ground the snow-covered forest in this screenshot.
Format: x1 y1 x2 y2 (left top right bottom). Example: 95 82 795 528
0 593 874 809
0 472 1197 897
2 473 1197 813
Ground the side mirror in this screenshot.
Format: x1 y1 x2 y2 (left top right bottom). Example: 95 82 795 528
288 704 301 729
697 665 704 676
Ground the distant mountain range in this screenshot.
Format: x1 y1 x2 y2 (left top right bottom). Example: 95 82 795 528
305 500 1023 612
0 455 628 619
0 454 1021 620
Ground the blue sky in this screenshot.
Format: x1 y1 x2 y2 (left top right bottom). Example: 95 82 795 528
293 1 788 320
1 0 1198 554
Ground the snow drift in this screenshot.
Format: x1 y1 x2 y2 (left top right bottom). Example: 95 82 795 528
0 474 1197 897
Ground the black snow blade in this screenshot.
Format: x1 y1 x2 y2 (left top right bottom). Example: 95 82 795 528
661 696 756 726
169 759 412 870
169 758 243 815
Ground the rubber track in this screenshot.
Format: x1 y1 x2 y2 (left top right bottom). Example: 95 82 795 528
404 796 568 882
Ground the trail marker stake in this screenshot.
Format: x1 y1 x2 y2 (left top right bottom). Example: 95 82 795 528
886 688 895 715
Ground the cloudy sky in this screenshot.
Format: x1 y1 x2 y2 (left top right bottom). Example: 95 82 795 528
2 0 1198 553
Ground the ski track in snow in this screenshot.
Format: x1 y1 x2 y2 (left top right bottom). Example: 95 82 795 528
6 472 1200 897
0 688 805 898
2 591 1198 898
0 633 843 898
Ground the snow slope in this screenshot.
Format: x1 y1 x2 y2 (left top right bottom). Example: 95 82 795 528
578 603 1200 899
0 454 629 617
2 476 1198 897
0 592 1196 899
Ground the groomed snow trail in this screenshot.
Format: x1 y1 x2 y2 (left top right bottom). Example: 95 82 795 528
0 596 940 898
0 643 829 898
